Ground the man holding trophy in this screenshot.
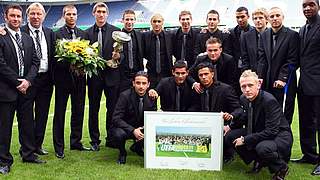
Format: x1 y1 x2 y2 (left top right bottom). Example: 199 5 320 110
86 2 121 151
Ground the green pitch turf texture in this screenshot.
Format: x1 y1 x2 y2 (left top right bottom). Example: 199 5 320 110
2 90 319 180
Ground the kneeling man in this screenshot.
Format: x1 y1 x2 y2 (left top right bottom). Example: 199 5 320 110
225 70 292 180
109 71 157 164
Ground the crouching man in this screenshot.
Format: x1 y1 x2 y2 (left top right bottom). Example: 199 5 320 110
224 70 292 180
108 71 157 164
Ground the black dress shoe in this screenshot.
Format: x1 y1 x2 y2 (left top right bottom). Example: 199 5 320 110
223 156 234 164
23 158 46 164
70 146 91 151
311 164 320 176
291 156 317 165
91 144 100 151
55 152 65 159
35 148 49 155
272 165 289 180
117 154 127 165
129 143 144 157
0 165 10 175
246 161 263 174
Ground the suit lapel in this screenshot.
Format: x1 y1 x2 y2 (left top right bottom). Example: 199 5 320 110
264 29 272 64
169 77 176 108
272 28 287 59
4 29 19 67
129 89 139 120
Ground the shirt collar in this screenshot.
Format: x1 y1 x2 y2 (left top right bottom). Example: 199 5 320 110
28 23 42 33
5 24 21 37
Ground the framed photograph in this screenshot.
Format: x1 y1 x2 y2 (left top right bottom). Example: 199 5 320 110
144 111 223 171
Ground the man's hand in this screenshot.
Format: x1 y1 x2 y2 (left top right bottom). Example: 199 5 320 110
148 89 159 100
200 27 208 33
233 136 245 147
112 51 120 61
221 28 230 34
133 127 144 141
223 112 233 121
0 27 6 36
223 125 231 136
16 79 31 94
192 82 203 94
273 80 286 88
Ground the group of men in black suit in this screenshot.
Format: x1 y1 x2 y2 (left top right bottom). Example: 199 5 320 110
1 0 320 178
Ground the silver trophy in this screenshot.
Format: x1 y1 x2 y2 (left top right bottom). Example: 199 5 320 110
106 31 131 68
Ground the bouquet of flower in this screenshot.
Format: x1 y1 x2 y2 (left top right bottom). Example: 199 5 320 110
55 38 107 77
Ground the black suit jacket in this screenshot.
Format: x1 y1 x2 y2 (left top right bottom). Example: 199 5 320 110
86 23 121 86
299 15 320 95
112 88 157 134
171 27 200 66
257 26 299 90
188 53 236 88
229 24 254 63
119 29 144 78
155 77 194 111
21 25 55 80
54 25 88 86
142 30 173 75
230 90 291 149
0 28 39 102
189 81 240 114
241 28 265 72
194 29 232 58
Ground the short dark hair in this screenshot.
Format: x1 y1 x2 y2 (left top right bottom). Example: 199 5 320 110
172 60 188 70
196 62 214 73
236 6 249 15
205 37 222 48
134 71 149 81
5 4 23 16
207 9 219 19
122 9 135 19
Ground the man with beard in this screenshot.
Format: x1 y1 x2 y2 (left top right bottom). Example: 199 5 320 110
148 60 193 111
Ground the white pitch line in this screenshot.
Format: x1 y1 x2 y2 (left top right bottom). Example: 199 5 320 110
183 151 189 158
13 101 106 126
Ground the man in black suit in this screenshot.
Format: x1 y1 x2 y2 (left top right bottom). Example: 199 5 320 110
194 9 232 57
0 4 45 175
293 0 320 175
86 2 121 151
148 60 193 111
119 9 144 92
189 37 236 93
241 8 268 72
257 7 299 125
171 10 199 66
142 13 173 88
230 7 254 96
189 63 240 163
53 4 90 159
224 70 292 180
21 2 55 156
108 71 157 164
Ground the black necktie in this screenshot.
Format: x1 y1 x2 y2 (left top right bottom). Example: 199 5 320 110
156 35 161 74
98 27 102 55
181 34 187 61
70 29 76 39
247 102 253 134
139 97 144 121
204 89 210 111
15 33 24 76
176 86 181 111
272 34 277 52
128 32 133 69
213 64 218 82
304 24 311 44
34 30 42 59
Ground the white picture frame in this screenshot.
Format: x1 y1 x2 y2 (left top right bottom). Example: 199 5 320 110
144 111 223 171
